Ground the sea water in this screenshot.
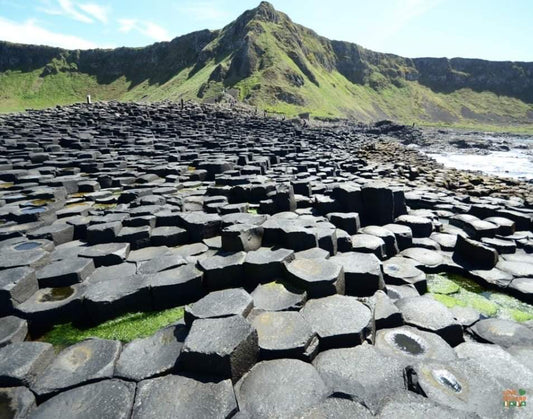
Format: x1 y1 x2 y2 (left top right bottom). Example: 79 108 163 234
427 137 533 181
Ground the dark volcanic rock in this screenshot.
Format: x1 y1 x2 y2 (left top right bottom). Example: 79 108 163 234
180 315 258 382
313 343 405 413
250 311 317 360
0 386 36 419
29 379 135 419
115 324 188 382
395 296 463 346
285 258 344 298
132 374 237 419
32 338 121 398
235 359 329 419
184 288 253 325
301 295 372 349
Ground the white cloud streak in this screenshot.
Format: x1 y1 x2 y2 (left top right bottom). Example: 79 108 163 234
78 3 109 23
118 18 171 42
38 0 110 24
0 16 98 49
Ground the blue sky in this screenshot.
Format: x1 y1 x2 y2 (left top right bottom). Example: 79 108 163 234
0 0 531 61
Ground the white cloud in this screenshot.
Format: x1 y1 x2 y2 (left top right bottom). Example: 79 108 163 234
117 18 171 42
0 16 98 49
178 1 231 22
79 3 109 23
38 0 110 24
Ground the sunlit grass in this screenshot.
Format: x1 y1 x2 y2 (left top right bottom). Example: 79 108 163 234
41 306 184 347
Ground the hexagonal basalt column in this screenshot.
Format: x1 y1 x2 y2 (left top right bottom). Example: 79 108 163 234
180 315 258 382
284 258 344 298
301 295 372 349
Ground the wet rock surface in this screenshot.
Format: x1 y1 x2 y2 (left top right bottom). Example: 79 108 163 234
0 102 532 416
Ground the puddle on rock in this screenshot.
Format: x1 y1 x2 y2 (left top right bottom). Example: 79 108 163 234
393 332 425 355
432 368 463 393
40 287 75 302
427 273 533 322
14 241 41 251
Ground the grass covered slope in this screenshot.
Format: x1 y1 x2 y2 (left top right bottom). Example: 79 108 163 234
1 2 532 132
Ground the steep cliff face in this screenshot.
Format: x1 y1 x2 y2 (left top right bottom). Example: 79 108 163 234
0 1 532 129
414 57 533 102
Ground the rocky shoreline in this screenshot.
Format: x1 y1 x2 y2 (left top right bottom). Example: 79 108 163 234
0 102 532 418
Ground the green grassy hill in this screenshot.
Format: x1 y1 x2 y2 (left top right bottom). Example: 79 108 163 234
1 2 532 132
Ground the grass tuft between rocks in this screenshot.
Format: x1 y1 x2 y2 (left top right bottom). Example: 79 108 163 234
41 306 184 347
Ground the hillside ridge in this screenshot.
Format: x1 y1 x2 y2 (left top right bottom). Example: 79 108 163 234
1 1 532 130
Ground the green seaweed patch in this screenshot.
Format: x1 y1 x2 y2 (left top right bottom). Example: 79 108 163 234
454 290 499 316
430 293 467 308
427 274 460 295
508 309 533 322
0 182 14 189
247 208 258 214
41 306 184 347
446 273 484 293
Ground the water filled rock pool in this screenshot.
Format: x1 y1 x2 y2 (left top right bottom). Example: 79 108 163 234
427 273 533 322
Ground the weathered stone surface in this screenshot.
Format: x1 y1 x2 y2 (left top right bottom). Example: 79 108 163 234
0 267 38 315
251 311 317 360
184 288 253 325
404 359 510 418
330 252 384 297
360 225 399 258
375 326 456 362
36 257 94 288
243 247 294 286
79 242 130 267
468 318 533 347
396 215 433 238
148 263 204 309
395 296 463 346
327 212 360 235
221 224 263 252
0 316 27 347
508 277 533 304
180 315 258 382
0 386 35 419
115 324 187 382
83 274 150 324
199 251 246 291
453 235 498 269
133 374 237 419
250 281 306 311
376 391 476 419
32 338 121 398
0 342 54 387
301 295 372 349
295 397 373 419
235 359 329 419
382 256 426 293
455 342 533 391
374 290 403 329
313 344 405 413
15 284 84 330
285 258 344 298
30 379 136 419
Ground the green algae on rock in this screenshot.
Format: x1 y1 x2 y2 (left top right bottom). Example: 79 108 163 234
427 273 533 322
